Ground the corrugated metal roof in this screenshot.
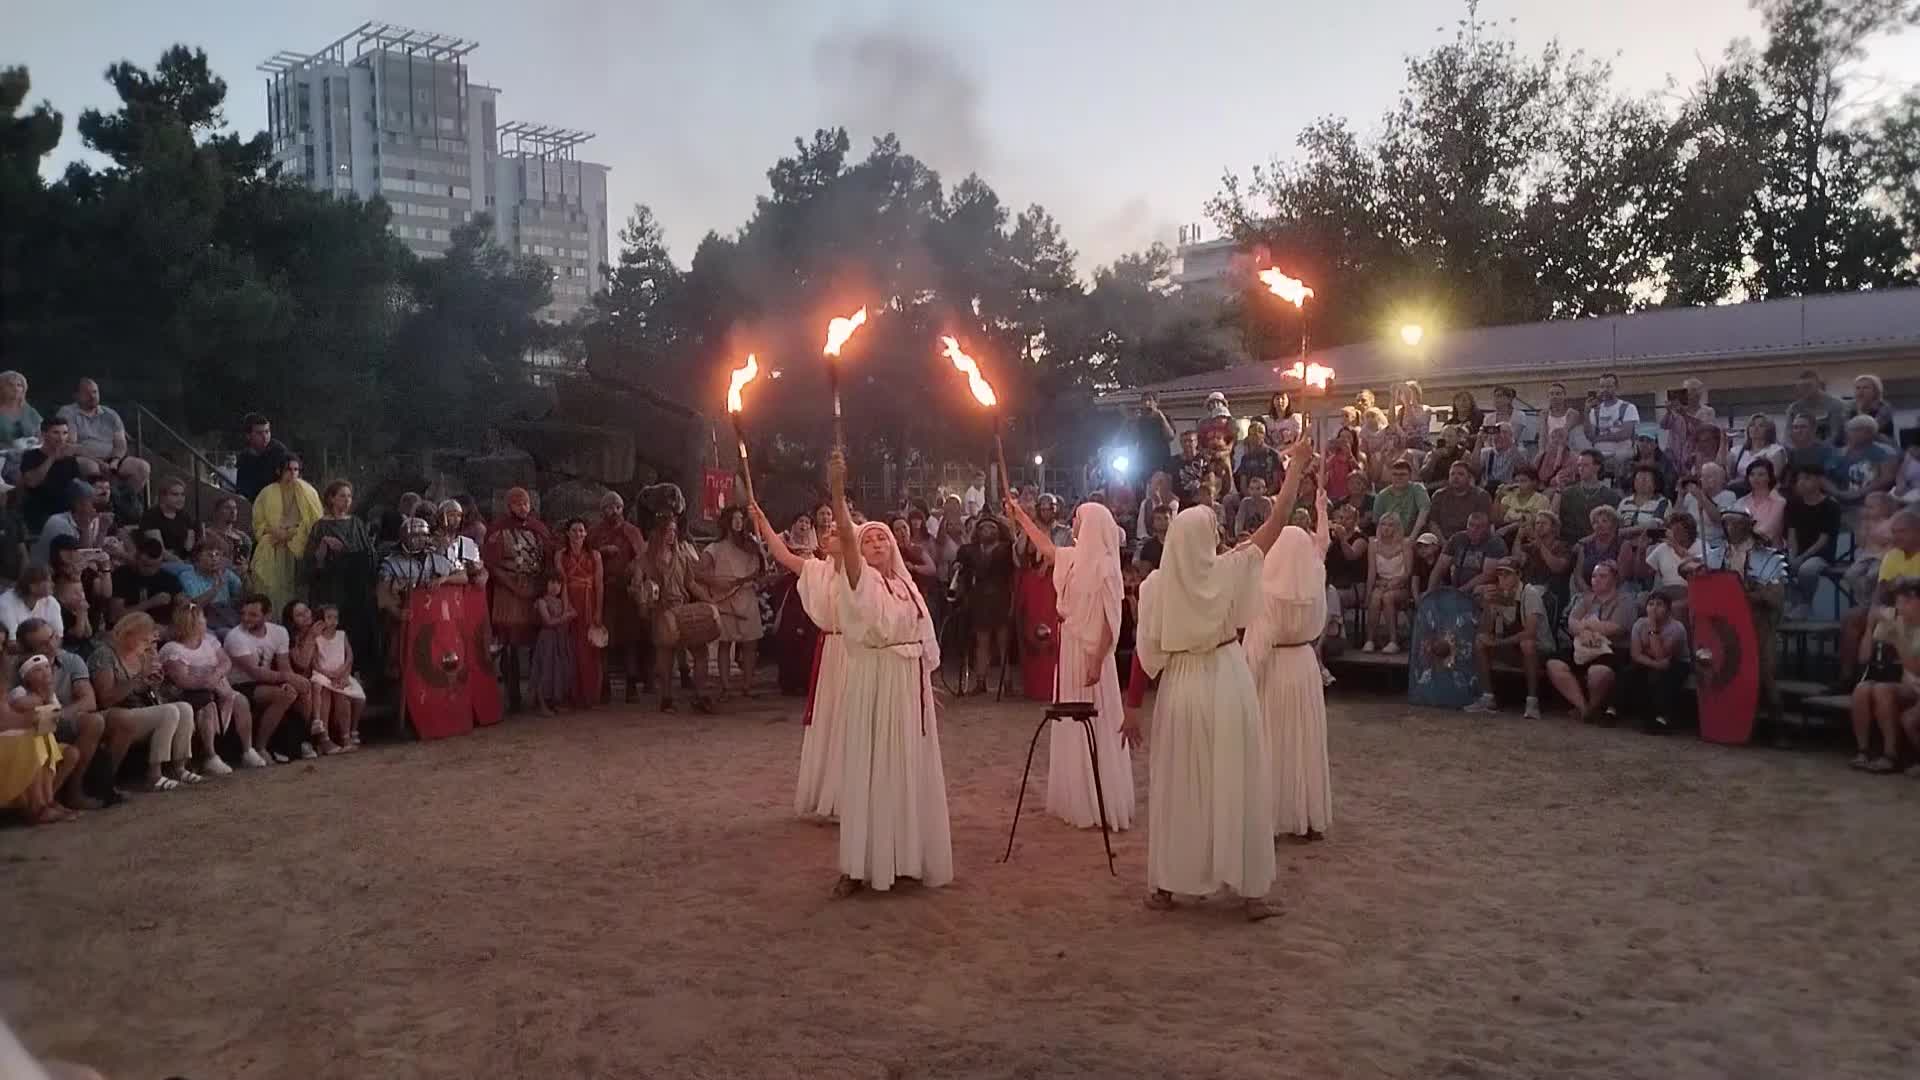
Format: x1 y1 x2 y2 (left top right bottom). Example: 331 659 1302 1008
1111 287 1920 401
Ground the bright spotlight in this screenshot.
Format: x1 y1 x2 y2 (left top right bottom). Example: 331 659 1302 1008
1110 454 1131 476
1032 454 1045 466
1399 323 1425 347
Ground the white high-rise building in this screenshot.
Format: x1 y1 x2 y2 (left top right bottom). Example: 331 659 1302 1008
260 22 609 322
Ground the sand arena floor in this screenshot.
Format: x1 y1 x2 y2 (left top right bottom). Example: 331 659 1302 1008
3 689 1915 1079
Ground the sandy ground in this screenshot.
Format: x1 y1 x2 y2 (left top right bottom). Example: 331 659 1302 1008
3 687 1917 1080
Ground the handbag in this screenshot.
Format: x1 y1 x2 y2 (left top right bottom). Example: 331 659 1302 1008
1572 631 1613 666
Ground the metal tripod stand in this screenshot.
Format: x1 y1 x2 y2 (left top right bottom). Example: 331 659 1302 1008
1000 699 1116 875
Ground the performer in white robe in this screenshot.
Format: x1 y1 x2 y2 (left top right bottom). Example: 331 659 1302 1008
1244 486 1334 840
828 453 953 895
1005 496 1134 830
1130 434 1312 920
752 504 847 820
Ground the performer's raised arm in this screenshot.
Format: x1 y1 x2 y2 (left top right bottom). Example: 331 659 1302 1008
830 449 860 589
1249 435 1316 553
750 502 809 575
1003 495 1056 563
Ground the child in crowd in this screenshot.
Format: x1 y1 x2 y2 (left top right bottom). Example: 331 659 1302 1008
529 572 576 716
309 603 365 750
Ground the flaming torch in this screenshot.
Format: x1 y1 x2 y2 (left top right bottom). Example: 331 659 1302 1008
1257 266 1315 361
725 353 760 504
822 307 868 449
938 335 1006 500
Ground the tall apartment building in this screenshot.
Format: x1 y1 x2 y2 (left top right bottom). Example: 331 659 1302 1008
260 22 609 322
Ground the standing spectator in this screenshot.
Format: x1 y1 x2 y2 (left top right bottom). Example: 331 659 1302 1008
1539 382 1591 453
1849 374 1898 445
1371 459 1431 538
1546 560 1631 723
1262 391 1302 446
1477 424 1528 491
251 455 321 614
1362 514 1413 653
1464 563 1547 719
89 611 198 790
175 543 244 638
1552 451 1619 545
1733 459 1788 545
1781 412 1833 488
1391 380 1433 454
137 479 198 561
161 602 259 773
56 378 151 512
1783 468 1841 618
29 481 107 570
701 508 762 701
555 518 607 710
956 514 1015 694
1487 386 1534 450
1124 392 1178 479
223 595 306 763
962 471 988 519
109 538 181 628
1235 420 1283 496
587 492 648 704
1849 579 1920 772
1659 378 1719 476
1731 415 1787 492
1133 503 1171 575
1431 511 1506 593
1681 463 1738 549
19 416 98 534
1704 508 1789 740
1788 369 1850 445
206 495 253 573
0 371 41 452
1626 591 1690 732
1534 427 1578 491
1828 415 1897 524
1586 373 1639 473
1427 461 1493 540
232 414 289 503
307 480 379 687
0 566 61 639
1448 390 1483 438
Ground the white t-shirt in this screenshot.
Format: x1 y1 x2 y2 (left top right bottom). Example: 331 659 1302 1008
1683 489 1739 545
0 591 62 638
1646 538 1706 588
1541 407 1591 452
224 623 291 685
1589 398 1640 453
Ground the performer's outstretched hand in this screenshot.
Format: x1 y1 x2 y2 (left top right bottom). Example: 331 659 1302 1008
1119 710 1144 749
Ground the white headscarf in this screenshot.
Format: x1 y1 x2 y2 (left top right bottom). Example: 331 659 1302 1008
1245 525 1328 657
1148 505 1260 653
1055 502 1124 643
855 521 940 667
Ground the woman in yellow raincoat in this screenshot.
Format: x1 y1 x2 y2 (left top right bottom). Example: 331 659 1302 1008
251 454 323 613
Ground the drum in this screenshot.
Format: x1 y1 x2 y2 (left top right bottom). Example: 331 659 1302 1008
653 602 722 649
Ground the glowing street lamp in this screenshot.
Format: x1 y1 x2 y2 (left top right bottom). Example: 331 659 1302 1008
1400 323 1425 348
1032 453 1045 495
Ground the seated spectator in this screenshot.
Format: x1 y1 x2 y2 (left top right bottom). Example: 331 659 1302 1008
30 480 110 569
1233 475 1274 539
1391 380 1434 455
1703 508 1789 739
1626 591 1691 733
1477 423 1528 491
1783 467 1841 619
1732 459 1787 546
1840 507 1920 684
176 543 245 638
1464 563 1548 719
1427 461 1491 540
1617 465 1672 536
161 601 261 774
1849 374 1898 446
110 537 182 629
308 603 367 750
1132 503 1171 574
1730 414 1786 495
52 578 97 656
206 495 253 573
224 594 308 761
233 413 290 503
19 415 99 535
136 478 198 560
0 480 25 588
1553 450 1619 545
1420 426 1472 487
1626 429 1676 495
1448 390 1483 438
1788 369 1848 445
1325 504 1370 603
1 652 72 824
1412 532 1443 600
1136 470 1178 541
89 611 198 790
1432 511 1506 594
1896 431 1920 507
1515 509 1573 593
55 378 151 514
1363 514 1414 654
1546 560 1631 723
1849 579 1920 772
1494 466 1550 541
1781 412 1832 487
1235 420 1283 496
1340 471 1377 535
0 566 61 639
15 616 105 811
1538 383 1591 460
1681 463 1738 549
1689 423 1730 485
0 370 42 455
1573 506 1628 595
1534 426 1578 491
1828 415 1897 527
1359 408 1400 486
1645 512 1704 616
1843 492 1898 604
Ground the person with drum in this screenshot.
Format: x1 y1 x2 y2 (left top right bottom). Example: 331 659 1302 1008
749 501 848 820
826 449 952 896
638 515 715 714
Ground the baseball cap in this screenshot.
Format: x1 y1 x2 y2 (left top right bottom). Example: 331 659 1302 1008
1414 532 1442 547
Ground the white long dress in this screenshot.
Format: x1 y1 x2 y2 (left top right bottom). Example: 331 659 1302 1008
1044 505 1135 831
834 557 954 890
1245 527 1333 838
793 557 850 819
1136 508 1276 899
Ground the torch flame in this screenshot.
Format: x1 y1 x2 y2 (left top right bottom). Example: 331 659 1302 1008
823 307 868 357
725 354 759 414
939 336 998 408
1257 267 1315 308
1282 360 1336 391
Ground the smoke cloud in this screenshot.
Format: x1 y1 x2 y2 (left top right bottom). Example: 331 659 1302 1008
811 25 992 177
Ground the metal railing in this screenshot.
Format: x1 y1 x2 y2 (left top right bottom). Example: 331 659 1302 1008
130 403 240 522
